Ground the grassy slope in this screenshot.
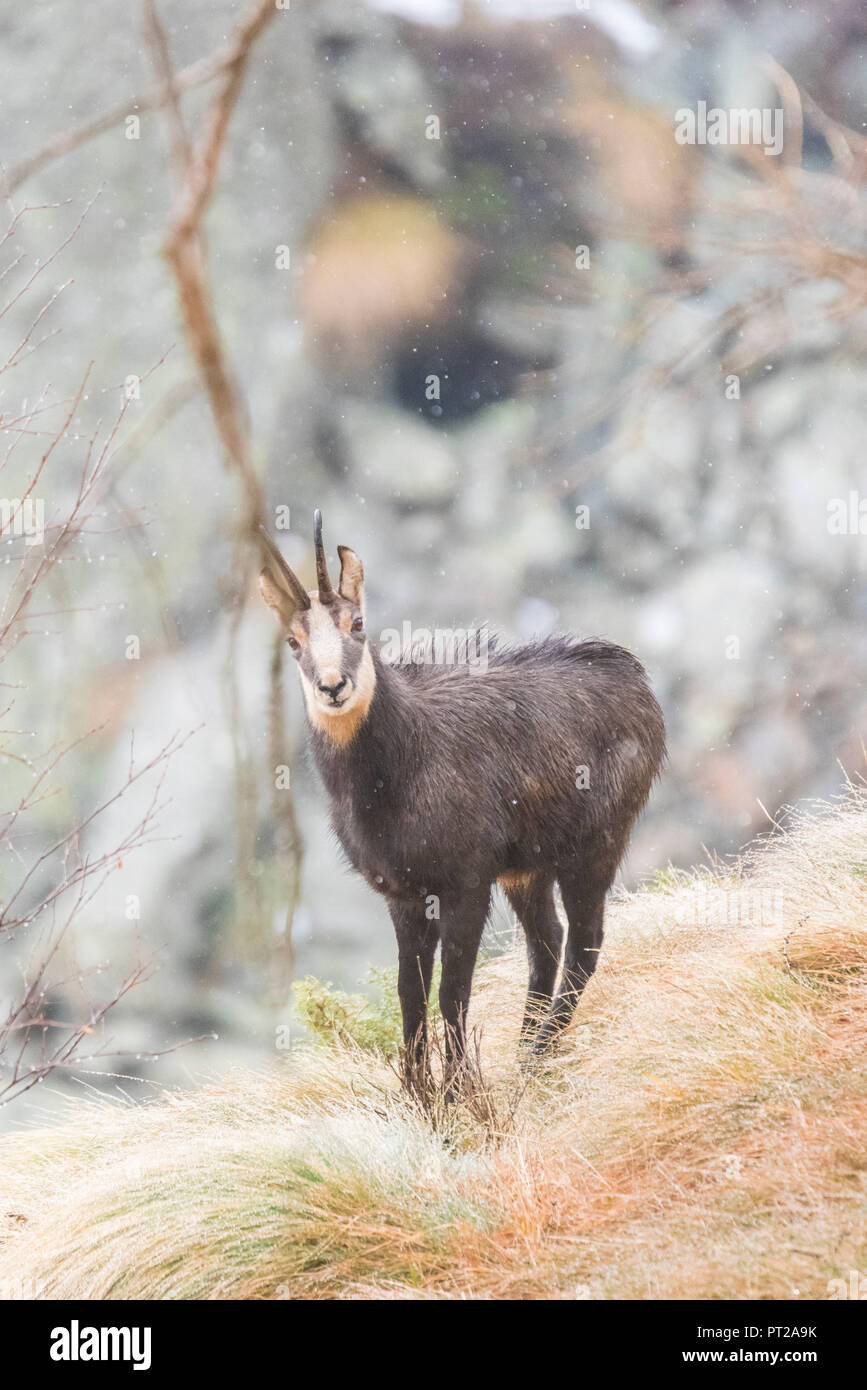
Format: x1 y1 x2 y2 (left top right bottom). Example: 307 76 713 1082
1 790 865 1300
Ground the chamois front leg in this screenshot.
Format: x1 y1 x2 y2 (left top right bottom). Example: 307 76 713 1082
388 898 438 1094
438 885 491 1094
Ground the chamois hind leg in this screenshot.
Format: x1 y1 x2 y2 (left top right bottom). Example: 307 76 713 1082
388 898 439 1093
533 866 611 1055
502 873 563 1046
438 885 491 1094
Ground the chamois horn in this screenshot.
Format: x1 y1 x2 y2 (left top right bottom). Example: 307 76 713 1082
313 508 335 602
258 526 311 611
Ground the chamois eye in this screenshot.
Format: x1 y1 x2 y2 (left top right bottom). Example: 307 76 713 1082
351 616 364 633
287 636 300 652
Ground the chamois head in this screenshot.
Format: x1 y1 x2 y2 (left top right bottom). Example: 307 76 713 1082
258 511 375 742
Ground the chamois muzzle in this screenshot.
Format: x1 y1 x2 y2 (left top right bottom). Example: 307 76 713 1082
318 676 348 706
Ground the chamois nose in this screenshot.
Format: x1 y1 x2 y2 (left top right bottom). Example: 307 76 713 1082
318 677 347 701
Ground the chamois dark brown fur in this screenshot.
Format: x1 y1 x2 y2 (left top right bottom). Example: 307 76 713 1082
259 513 666 1087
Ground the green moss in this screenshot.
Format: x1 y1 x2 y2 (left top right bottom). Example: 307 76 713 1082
292 964 441 1055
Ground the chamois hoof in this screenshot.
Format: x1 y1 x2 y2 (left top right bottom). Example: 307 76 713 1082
529 1025 565 1061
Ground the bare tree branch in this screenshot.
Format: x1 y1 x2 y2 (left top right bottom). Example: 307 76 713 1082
0 205 204 1108
0 9 282 199
141 0 302 977
143 0 275 531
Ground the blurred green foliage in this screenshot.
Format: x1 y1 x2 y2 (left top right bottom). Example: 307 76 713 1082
292 963 442 1054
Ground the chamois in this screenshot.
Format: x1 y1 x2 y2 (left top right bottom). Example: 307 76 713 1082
259 512 665 1083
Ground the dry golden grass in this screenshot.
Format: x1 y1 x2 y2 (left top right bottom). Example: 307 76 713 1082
1 788 865 1300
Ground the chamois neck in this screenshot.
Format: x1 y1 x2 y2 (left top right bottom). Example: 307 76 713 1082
310 650 417 761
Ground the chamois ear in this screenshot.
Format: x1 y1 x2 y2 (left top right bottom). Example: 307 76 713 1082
337 544 365 608
258 568 301 629
257 527 311 628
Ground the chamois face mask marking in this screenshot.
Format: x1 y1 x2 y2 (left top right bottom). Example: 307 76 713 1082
257 514 373 743
294 597 376 739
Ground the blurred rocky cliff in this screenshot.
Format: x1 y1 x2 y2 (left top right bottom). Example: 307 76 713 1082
0 0 864 1114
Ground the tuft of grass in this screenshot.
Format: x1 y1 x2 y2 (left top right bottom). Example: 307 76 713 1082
0 786 865 1300
292 964 441 1055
